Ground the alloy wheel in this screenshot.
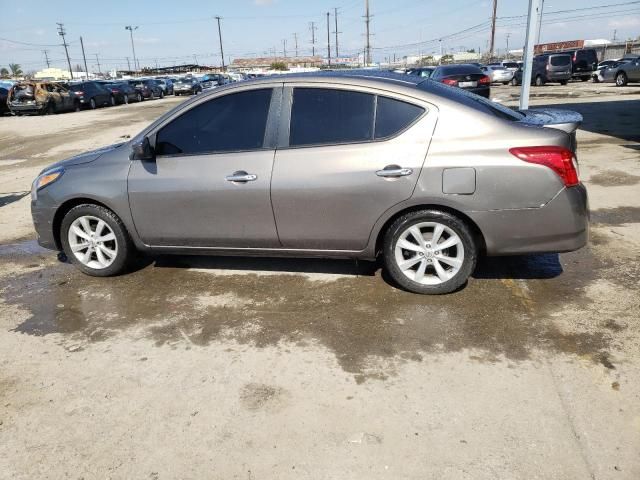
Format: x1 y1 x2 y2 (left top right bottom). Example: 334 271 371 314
67 215 118 269
394 222 464 285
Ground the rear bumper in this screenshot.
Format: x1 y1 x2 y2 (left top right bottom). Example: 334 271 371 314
547 72 572 81
470 183 589 255
9 103 44 114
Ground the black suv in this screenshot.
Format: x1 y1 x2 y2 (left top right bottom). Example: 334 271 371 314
563 49 598 81
68 81 115 109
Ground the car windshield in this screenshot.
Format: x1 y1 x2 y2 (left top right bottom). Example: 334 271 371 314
551 56 571 66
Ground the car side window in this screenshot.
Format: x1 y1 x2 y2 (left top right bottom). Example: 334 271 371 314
289 88 375 147
374 96 425 139
155 88 273 156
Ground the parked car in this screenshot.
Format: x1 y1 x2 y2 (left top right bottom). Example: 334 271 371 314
68 81 114 109
128 79 164 99
8 81 79 115
427 64 491 98
29 71 587 294
0 87 9 115
600 56 640 86
563 48 599 81
156 78 174 95
500 61 520 72
591 60 625 82
173 77 203 96
511 54 572 86
480 65 514 84
102 82 142 104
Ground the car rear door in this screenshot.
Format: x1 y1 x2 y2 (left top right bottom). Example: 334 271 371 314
128 85 282 248
270 85 436 251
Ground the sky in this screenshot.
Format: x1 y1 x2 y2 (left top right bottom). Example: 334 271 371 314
1 0 639 73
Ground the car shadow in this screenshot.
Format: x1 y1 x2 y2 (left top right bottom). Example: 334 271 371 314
538 99 640 142
0 191 29 208
143 252 563 283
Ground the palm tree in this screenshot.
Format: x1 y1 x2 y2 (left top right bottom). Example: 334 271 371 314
0 67 9 78
9 63 23 76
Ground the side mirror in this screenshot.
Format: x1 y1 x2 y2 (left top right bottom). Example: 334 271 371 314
130 137 155 161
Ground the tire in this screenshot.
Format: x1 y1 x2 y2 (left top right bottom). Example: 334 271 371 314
74 100 81 112
502 81 509 85
60 204 135 277
382 210 477 294
510 78 518 86
580 76 589 82
89 98 96 109
560 80 568 85
159 90 164 99
535 75 544 87
124 94 129 105
110 95 116 106
137 93 143 102
616 72 628 87
45 102 55 115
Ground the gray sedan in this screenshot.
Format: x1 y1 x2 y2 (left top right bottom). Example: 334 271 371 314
601 57 640 86
30 72 588 294
480 65 515 84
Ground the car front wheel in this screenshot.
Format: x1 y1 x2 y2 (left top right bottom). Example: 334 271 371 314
89 98 97 109
60 204 134 276
382 210 477 294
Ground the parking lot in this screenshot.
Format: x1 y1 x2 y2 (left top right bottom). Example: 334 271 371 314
1 80 639 479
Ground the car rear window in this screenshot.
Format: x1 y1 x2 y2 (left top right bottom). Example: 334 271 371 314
551 55 571 66
290 88 375 146
374 96 424 139
502 62 519 69
438 65 482 75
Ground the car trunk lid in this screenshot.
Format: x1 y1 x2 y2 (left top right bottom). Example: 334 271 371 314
518 108 582 153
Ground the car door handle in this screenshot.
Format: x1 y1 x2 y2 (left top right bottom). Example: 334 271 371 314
376 166 413 178
225 171 257 183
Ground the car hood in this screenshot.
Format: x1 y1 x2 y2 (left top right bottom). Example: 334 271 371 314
518 108 583 134
40 142 126 173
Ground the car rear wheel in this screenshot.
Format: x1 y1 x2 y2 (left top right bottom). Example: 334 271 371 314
510 78 518 86
535 75 544 87
382 210 477 294
124 95 129 104
110 95 116 106
159 90 164 99
89 98 97 109
616 72 628 87
60 204 134 277
73 100 81 112
560 80 568 85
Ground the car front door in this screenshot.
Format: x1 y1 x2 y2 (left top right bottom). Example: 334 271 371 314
270 86 436 251
128 86 282 248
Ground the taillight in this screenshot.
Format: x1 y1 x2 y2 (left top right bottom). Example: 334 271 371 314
74 91 84 95
441 78 458 86
478 75 490 85
509 146 579 187
546 64 550 71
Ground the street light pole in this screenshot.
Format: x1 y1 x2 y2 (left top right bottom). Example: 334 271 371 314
125 26 139 74
520 0 542 110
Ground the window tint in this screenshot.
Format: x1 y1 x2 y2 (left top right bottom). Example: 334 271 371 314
156 88 273 155
374 96 424 139
290 88 375 146
551 55 571 66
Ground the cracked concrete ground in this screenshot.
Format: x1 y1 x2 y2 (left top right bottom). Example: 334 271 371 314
1 83 639 479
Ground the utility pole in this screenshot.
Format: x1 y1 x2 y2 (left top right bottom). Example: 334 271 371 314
326 11 331 66
126 56 131 71
489 0 497 60
215 16 226 71
310 22 317 56
80 36 89 79
283 39 287 57
520 0 542 110
42 50 50 68
334 7 341 58
56 23 73 81
535 0 545 45
293 33 298 57
505 33 511 59
193 54 199 65
94 53 101 75
612 29 617 41
364 0 371 65
125 26 139 73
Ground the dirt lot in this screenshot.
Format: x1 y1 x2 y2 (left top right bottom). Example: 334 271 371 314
1 82 639 479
